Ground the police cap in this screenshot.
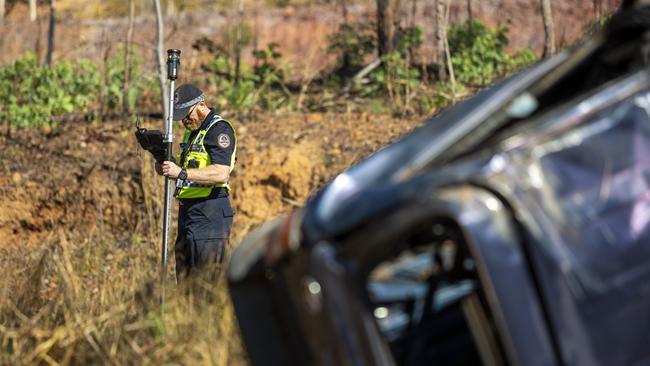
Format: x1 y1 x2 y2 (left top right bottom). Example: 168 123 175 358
172 84 205 121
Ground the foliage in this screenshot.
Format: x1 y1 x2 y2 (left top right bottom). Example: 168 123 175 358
0 51 154 129
505 48 539 73
327 20 535 114
252 42 284 83
197 36 291 112
0 16 549 124
448 20 539 86
358 26 424 114
584 14 611 37
102 49 147 112
365 53 419 98
0 53 101 128
326 24 431 114
251 43 292 110
398 26 424 57
328 21 377 75
448 20 509 86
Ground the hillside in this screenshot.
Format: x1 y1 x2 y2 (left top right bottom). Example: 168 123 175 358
0 0 621 363
0 0 619 74
0 111 423 248
0 110 424 364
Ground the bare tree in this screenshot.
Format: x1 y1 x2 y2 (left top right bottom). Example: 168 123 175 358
153 0 168 118
593 0 602 18
123 0 136 115
443 2 457 102
541 0 556 57
29 0 36 21
339 0 348 23
234 0 244 83
376 0 399 57
45 0 56 66
166 0 174 16
467 0 473 21
1 0 5 20
434 0 448 81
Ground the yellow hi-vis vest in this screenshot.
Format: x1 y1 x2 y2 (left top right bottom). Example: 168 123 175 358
175 115 237 199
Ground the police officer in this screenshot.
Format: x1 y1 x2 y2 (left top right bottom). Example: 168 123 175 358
156 84 236 283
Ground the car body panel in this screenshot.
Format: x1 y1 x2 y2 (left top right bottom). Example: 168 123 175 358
228 5 650 365
482 72 650 366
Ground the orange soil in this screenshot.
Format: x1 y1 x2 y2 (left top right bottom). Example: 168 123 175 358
0 112 424 249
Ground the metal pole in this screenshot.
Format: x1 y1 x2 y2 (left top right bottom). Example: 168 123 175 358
161 49 180 307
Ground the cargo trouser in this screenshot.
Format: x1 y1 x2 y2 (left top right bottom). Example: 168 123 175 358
174 189 234 283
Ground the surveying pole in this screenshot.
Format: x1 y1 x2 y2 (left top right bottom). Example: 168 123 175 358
161 49 181 306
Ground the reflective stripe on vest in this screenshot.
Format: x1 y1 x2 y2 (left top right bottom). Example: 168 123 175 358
175 115 237 199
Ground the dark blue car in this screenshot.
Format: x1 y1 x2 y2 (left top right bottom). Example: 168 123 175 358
228 2 650 365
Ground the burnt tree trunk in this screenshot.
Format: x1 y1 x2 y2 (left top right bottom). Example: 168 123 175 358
123 0 135 115
541 0 556 57
434 0 448 81
376 0 399 57
45 0 55 66
153 0 168 118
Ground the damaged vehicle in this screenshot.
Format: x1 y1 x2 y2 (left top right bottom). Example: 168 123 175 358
228 2 650 365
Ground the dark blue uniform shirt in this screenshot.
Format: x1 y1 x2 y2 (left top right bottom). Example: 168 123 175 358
174 109 235 281
181 109 235 167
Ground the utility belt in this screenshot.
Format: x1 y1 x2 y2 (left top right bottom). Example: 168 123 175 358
175 177 230 198
178 186 229 206
177 180 213 188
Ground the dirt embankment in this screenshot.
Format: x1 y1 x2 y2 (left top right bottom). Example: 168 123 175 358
0 112 424 249
0 0 620 75
0 111 425 366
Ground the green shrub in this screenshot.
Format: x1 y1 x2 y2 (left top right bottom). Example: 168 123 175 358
398 26 424 58
194 23 262 112
0 51 151 129
356 27 424 113
199 39 290 112
327 21 376 74
448 20 538 86
251 43 292 110
101 49 147 112
0 53 101 128
506 48 539 73
364 52 419 96
448 20 509 86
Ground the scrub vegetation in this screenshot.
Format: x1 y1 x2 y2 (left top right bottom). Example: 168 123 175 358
0 0 616 364
0 18 540 130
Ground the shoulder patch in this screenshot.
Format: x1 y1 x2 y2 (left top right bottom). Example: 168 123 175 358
217 133 231 148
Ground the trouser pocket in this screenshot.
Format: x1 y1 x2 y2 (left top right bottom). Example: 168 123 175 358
195 198 234 239
194 238 227 267
177 235 228 282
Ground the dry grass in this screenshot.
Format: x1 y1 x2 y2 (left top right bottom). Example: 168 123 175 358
0 231 246 365
0 155 247 365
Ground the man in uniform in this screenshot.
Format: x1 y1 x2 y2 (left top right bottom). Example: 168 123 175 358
156 84 236 283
